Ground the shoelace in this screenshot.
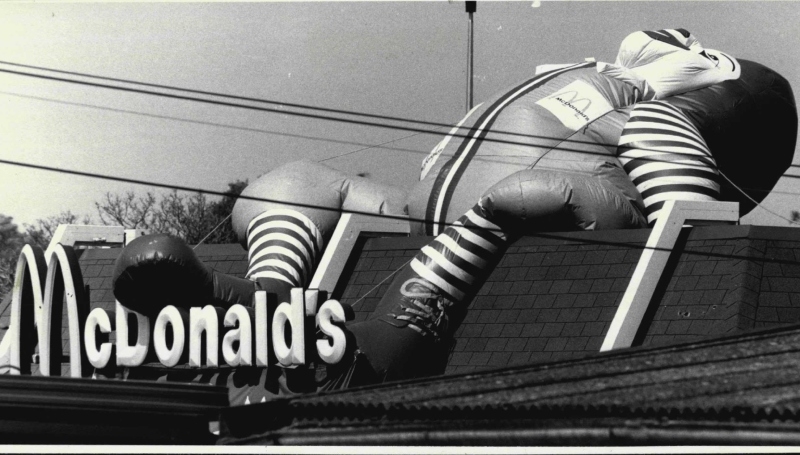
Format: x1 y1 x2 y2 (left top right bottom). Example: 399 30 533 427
391 293 453 341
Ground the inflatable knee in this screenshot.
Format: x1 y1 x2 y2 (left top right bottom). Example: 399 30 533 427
232 160 407 245
114 161 407 316
232 160 408 305
481 167 647 233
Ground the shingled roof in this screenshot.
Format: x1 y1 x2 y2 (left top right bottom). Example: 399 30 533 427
338 225 800 374
2 224 800 407
218 322 800 446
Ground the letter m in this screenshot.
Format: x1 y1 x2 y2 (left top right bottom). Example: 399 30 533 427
0 244 90 377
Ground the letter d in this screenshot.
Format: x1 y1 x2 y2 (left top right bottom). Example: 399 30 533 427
272 288 305 367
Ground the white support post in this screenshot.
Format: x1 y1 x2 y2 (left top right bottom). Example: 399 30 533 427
600 200 739 352
44 225 127 261
124 229 149 245
308 214 409 294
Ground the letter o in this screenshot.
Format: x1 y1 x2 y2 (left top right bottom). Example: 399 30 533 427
153 306 186 367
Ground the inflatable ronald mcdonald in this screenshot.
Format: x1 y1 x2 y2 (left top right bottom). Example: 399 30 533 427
113 29 797 391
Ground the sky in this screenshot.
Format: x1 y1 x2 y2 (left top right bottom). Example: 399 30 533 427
1 1 800 230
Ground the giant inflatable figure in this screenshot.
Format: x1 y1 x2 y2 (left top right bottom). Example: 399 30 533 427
113 30 797 391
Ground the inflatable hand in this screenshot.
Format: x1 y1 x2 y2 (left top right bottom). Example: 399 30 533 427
112 234 256 316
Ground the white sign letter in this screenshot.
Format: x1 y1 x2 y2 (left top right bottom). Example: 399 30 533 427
316 300 348 364
84 308 114 369
222 305 252 367
189 306 222 368
153 306 186 367
272 288 305 367
254 291 269 367
115 302 150 367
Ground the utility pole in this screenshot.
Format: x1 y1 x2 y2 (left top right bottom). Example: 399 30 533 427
466 1 476 113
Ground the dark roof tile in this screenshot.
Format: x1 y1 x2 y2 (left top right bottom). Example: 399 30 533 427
553 294 576 308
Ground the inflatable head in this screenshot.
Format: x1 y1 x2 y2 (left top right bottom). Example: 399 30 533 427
665 58 796 213
610 28 741 99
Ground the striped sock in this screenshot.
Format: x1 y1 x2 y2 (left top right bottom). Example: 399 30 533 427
618 101 720 225
397 205 508 338
245 209 324 288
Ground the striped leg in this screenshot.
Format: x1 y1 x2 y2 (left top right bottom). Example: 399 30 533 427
338 203 513 383
245 209 324 288
391 204 509 340
618 101 720 225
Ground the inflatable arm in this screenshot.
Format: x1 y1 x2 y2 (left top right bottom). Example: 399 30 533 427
617 100 720 225
113 233 256 315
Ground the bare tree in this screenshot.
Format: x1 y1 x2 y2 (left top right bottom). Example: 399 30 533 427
1 180 250 299
95 191 158 230
0 211 93 300
0 215 25 300
154 191 218 243
93 180 248 245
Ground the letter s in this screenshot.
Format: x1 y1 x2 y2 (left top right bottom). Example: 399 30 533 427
315 300 347 364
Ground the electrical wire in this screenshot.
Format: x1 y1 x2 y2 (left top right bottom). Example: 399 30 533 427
0 90 432 158
17 81 794 203
8 62 787 166
6 58 800 176
6 64 800 190
718 170 800 225
192 213 233 250
4 156 800 267
349 258 414 308
4 63 800 230
10 82 800 192
0 59 453 130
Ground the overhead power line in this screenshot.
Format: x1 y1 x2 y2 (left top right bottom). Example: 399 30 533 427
6 58 800 175
2 156 800 265
16 89 800 185
3 61 799 225
11 84 800 186
0 60 444 129
0 65 617 153
4 63 800 183
2 60 780 163
0 90 433 160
